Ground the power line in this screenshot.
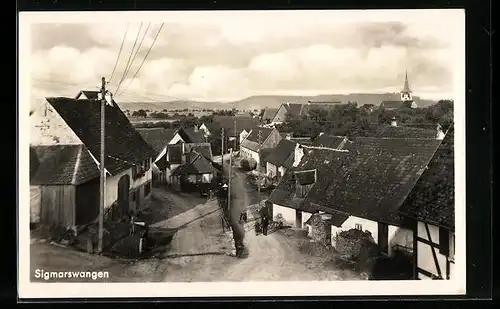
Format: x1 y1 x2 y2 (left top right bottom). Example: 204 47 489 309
115 22 144 94
116 23 164 97
108 23 130 84
119 23 151 88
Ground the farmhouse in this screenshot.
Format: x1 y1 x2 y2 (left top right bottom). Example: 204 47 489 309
399 126 455 280
240 127 282 166
302 137 442 257
30 97 156 229
267 146 348 229
170 149 220 192
264 138 299 180
211 115 259 142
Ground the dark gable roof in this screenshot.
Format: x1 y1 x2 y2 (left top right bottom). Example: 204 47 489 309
179 127 206 143
137 128 178 155
183 143 213 160
283 103 303 116
304 137 442 226
399 126 455 230
172 151 217 176
262 108 278 121
265 139 297 167
380 101 402 109
46 97 156 175
212 115 258 137
30 144 99 185
76 90 100 100
241 127 276 152
295 170 316 185
267 147 348 212
373 125 437 139
167 144 183 164
312 135 346 149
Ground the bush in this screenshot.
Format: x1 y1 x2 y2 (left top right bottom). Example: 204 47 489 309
240 158 257 171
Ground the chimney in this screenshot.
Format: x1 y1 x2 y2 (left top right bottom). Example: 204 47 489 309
285 133 292 140
293 144 304 167
436 124 445 140
390 117 397 127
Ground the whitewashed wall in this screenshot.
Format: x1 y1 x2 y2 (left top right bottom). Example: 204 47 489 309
104 163 152 209
169 133 185 145
266 162 277 178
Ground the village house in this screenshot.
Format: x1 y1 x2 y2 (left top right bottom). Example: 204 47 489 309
209 115 259 145
136 126 207 185
312 134 348 149
170 147 220 192
240 127 282 167
373 118 444 139
267 145 349 229
398 126 455 280
301 137 442 257
29 97 156 230
264 137 299 180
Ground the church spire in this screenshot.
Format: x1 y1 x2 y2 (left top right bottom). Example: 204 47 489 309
402 70 411 92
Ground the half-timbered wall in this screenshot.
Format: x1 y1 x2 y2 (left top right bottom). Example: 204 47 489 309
416 221 455 280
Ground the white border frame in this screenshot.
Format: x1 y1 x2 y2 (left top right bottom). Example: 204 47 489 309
18 9 466 299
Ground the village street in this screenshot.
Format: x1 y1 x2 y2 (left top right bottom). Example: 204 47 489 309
30 157 362 282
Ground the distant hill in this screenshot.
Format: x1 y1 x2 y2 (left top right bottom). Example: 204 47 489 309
106 93 440 112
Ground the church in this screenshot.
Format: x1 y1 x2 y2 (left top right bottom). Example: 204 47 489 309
380 71 419 110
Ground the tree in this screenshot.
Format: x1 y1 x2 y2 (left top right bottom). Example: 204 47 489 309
132 109 147 117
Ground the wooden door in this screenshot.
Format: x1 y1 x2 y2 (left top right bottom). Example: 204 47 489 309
378 222 389 255
117 175 130 216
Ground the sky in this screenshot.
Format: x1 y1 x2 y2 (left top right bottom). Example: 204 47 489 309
27 10 464 103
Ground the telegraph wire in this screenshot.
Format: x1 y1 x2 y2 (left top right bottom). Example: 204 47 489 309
108 23 130 84
119 23 151 89
115 22 144 94
116 23 164 97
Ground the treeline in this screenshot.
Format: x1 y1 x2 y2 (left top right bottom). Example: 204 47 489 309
276 100 454 138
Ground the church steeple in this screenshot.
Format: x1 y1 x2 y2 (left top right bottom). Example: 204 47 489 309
400 70 413 102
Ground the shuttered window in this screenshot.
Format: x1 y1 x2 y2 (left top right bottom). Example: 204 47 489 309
439 227 450 256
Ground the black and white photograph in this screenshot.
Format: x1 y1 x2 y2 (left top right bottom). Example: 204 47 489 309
18 9 465 298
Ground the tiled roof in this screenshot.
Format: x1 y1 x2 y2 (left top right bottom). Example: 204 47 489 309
241 127 276 152
183 143 213 160
295 170 316 185
167 144 183 164
137 128 178 155
326 211 350 227
304 137 442 226
283 103 304 116
46 97 156 175
155 152 169 170
171 151 217 176
179 127 206 143
265 139 297 167
261 108 278 122
213 115 259 137
30 144 99 185
267 147 348 212
399 126 455 230
371 125 437 139
312 135 346 149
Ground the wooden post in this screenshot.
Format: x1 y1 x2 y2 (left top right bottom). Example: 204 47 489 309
228 148 232 212
233 119 237 152
98 77 106 254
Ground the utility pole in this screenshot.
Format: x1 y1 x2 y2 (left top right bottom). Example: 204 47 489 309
98 77 106 254
221 128 225 180
257 129 262 207
233 119 237 153
228 148 232 212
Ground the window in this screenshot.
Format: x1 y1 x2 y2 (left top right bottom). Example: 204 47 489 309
355 223 362 230
439 227 450 256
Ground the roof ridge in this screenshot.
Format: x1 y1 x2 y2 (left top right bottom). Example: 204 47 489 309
302 145 350 152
